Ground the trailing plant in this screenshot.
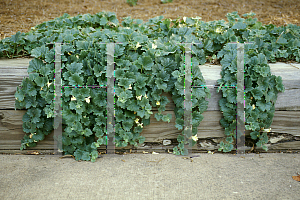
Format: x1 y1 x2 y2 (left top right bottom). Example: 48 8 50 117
10 12 210 161
0 11 295 161
216 43 284 152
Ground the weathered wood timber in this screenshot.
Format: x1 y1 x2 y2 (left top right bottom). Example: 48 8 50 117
0 58 299 153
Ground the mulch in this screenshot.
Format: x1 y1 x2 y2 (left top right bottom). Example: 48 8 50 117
1 0 299 40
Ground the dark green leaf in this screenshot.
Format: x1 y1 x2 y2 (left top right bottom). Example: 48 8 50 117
175 118 184 130
74 149 90 161
276 37 287 44
31 45 49 58
28 58 44 73
138 56 154 70
10 31 23 44
251 88 264 100
69 74 84 86
67 62 84 74
232 22 247 30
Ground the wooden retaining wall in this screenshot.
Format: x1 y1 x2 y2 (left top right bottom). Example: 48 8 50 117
0 58 299 154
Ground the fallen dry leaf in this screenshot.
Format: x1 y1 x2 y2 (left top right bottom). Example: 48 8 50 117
182 157 194 162
59 155 75 159
292 173 300 182
250 144 255 152
26 151 39 155
147 158 165 163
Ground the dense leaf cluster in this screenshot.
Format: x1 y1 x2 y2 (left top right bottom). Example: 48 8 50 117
0 11 295 161
217 44 285 152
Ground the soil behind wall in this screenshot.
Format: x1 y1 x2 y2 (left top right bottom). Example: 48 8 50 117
1 0 299 40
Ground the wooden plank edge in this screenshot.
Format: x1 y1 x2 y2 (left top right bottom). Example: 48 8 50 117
1 135 299 155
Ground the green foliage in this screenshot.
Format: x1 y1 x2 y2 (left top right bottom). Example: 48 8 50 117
126 0 138 6
217 44 285 152
2 11 292 161
161 0 173 3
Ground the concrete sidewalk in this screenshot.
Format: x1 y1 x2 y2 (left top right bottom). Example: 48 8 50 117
0 152 299 200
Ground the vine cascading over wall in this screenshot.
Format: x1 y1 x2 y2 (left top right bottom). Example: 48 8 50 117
12 13 211 161
0 11 292 161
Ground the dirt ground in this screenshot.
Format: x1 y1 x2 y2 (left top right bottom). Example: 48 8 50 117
0 0 299 40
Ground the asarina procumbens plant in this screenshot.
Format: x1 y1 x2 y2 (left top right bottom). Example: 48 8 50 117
0 11 293 161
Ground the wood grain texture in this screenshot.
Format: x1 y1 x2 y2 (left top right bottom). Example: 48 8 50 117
0 59 299 110
1 109 299 150
0 58 299 152
264 141 300 150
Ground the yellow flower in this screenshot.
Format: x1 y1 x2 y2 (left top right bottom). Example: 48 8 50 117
147 110 153 115
191 135 198 141
156 101 160 106
136 42 141 49
47 81 52 87
40 86 43 91
136 95 142 100
85 96 91 103
215 27 222 33
138 123 143 128
144 94 148 99
135 118 139 124
71 96 76 101
191 16 202 20
208 151 214 154
152 43 157 49
262 128 271 132
252 104 255 110
128 84 132 90
183 16 187 22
